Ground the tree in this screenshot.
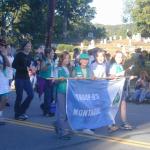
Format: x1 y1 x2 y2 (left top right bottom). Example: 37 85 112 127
45 0 56 50
0 0 29 40
56 0 95 41
16 0 47 45
123 0 135 23
0 0 96 45
131 0 150 37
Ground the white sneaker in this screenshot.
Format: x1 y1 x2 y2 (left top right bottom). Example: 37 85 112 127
0 117 5 125
23 114 29 119
82 129 94 135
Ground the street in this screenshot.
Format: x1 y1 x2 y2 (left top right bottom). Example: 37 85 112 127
0 92 150 150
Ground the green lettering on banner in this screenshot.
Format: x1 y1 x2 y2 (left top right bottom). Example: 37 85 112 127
113 92 120 105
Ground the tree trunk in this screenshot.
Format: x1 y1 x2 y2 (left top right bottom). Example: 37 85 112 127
62 0 68 42
45 0 56 51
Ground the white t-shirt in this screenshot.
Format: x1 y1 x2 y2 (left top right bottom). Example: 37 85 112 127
0 55 10 94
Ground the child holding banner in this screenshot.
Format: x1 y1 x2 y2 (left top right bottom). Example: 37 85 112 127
72 53 91 79
90 49 107 78
55 51 72 140
72 52 95 134
109 51 133 130
91 49 119 132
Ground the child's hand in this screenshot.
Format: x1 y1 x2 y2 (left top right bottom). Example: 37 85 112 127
76 77 85 80
108 75 116 80
59 77 65 81
130 76 137 80
92 76 97 80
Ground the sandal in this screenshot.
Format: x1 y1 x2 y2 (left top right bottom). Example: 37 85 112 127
120 122 133 130
108 124 119 133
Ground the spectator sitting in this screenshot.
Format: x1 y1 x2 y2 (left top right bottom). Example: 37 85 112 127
132 71 150 103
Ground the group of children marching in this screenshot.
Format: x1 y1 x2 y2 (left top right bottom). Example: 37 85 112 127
53 49 134 139
1 38 149 140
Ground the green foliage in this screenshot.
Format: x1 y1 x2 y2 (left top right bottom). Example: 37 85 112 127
55 0 96 42
131 0 150 37
57 44 74 52
82 40 89 46
65 22 106 42
123 0 135 23
56 0 95 23
0 0 29 39
0 0 98 45
95 24 136 38
16 0 47 45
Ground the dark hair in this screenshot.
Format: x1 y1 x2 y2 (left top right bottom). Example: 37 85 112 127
73 48 80 59
110 50 125 64
140 70 150 82
95 49 106 58
0 39 7 48
0 51 6 70
20 40 31 50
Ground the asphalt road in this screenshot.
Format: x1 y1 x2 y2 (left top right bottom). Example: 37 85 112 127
0 91 150 150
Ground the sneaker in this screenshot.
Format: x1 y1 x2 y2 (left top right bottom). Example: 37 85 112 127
40 104 48 116
108 124 119 133
120 122 133 130
23 114 29 119
46 112 55 117
0 121 5 125
15 114 28 121
0 118 6 125
82 129 95 135
59 134 71 140
6 102 10 107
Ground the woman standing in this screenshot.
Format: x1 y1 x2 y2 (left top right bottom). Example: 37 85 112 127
12 40 34 120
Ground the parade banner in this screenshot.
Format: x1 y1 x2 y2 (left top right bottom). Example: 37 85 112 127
66 78 125 130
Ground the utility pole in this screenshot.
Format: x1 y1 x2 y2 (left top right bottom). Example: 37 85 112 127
45 0 56 52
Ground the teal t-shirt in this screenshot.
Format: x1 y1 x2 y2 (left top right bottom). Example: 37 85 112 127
73 66 90 78
39 59 52 78
57 66 70 93
39 65 51 78
116 64 124 73
110 63 124 75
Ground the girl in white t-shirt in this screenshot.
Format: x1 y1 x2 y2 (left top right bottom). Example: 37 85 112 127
0 39 10 125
